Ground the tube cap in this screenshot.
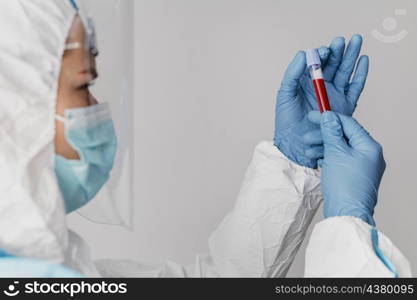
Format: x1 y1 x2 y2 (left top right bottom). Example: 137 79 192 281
306 48 321 67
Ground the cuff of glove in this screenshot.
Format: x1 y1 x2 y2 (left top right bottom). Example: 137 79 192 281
233 141 322 215
252 141 322 207
274 137 318 169
257 141 321 178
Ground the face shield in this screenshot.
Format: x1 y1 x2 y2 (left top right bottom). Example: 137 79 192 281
63 0 134 229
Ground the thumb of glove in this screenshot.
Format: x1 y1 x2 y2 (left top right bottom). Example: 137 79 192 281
321 111 348 150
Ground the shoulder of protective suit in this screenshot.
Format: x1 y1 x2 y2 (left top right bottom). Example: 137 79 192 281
0 0 77 261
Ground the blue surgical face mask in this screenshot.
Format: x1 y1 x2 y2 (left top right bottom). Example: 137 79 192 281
55 103 117 213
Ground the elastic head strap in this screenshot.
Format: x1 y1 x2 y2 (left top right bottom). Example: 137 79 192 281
55 115 67 123
65 42 82 51
70 0 79 10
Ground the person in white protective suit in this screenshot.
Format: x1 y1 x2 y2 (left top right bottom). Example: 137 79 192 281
0 0 411 277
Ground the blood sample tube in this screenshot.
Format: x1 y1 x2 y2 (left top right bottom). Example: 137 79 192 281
306 48 331 113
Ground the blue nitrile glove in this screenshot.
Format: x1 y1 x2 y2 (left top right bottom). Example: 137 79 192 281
0 253 82 277
310 111 386 226
275 35 369 168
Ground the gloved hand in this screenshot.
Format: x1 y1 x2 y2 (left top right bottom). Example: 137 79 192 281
275 34 369 168
309 111 386 226
0 256 81 277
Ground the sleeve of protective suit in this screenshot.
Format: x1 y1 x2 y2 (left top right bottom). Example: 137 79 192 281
305 216 412 277
206 141 322 277
94 141 323 278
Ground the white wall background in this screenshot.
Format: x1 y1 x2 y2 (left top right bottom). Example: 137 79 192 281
69 0 417 277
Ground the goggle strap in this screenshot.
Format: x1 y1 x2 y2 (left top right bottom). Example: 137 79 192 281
65 42 82 51
55 115 67 123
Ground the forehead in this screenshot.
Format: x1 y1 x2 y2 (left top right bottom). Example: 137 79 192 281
66 15 86 43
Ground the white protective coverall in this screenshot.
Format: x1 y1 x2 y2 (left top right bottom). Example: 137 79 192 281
0 0 411 277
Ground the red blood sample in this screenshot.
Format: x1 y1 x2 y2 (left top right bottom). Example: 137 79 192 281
312 78 331 113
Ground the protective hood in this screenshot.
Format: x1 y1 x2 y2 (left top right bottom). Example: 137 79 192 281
0 0 76 262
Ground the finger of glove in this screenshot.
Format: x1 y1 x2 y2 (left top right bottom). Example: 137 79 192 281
302 129 323 146
304 146 324 159
279 51 306 98
347 55 369 108
322 36 345 81
318 46 331 68
307 110 322 125
333 34 363 92
321 111 349 150
337 114 379 151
